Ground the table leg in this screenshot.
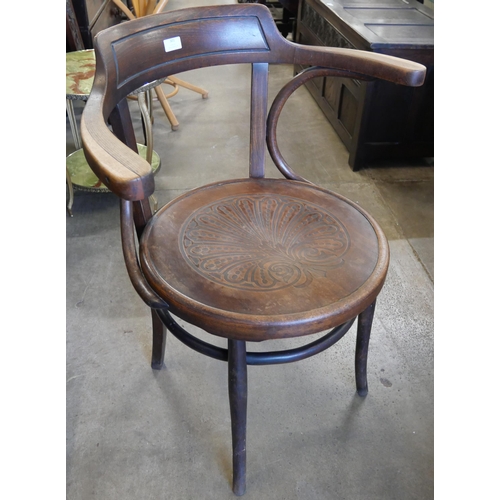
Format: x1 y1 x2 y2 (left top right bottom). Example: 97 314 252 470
66 99 82 149
138 91 158 213
66 166 74 217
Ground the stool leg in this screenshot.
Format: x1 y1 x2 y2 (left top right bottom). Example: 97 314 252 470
168 76 209 99
355 300 376 397
154 86 180 131
151 309 167 370
228 339 247 496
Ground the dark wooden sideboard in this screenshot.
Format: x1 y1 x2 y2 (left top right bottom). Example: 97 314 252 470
295 0 434 170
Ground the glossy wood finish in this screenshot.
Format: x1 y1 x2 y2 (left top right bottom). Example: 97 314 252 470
239 0 299 39
82 4 425 201
228 339 248 496
140 178 388 340
81 4 426 495
355 299 376 396
151 309 167 369
111 0 209 132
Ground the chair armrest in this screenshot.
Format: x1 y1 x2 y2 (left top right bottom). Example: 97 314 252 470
82 95 155 201
292 44 426 87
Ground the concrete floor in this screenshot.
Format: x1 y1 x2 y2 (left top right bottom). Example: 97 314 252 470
66 1 434 498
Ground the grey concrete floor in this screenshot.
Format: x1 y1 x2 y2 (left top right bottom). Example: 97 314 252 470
66 1 433 498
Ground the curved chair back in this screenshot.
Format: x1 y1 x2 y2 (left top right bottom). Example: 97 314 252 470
82 4 425 202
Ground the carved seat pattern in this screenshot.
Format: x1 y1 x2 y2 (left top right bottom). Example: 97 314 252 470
181 193 349 291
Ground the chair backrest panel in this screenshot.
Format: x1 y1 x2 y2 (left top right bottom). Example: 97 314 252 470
95 5 289 106
82 4 426 202
111 15 272 93
94 4 425 110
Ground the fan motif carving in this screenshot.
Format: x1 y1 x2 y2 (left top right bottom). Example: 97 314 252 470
181 194 350 291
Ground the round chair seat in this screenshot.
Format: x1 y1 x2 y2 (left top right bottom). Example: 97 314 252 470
140 178 389 341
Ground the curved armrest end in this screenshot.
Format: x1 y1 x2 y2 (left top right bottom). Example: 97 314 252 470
293 45 427 87
81 112 154 201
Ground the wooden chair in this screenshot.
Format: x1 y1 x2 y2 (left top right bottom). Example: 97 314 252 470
81 4 426 495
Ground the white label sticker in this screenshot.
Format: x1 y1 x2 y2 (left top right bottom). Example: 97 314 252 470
163 36 182 53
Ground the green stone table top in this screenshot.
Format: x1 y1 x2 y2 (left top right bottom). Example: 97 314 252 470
66 49 167 100
66 49 96 99
66 144 161 192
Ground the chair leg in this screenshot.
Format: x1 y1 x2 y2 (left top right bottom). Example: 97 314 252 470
355 300 376 397
151 309 167 370
228 339 247 496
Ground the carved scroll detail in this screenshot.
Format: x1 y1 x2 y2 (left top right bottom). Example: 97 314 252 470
181 194 350 291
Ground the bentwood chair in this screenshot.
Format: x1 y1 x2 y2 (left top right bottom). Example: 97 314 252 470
81 4 426 495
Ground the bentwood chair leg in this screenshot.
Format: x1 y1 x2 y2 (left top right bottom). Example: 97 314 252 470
228 339 248 496
151 309 167 369
355 300 376 397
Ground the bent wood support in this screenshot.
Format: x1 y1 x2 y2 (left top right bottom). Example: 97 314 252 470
228 339 248 496
155 309 355 365
151 309 167 369
355 300 376 396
